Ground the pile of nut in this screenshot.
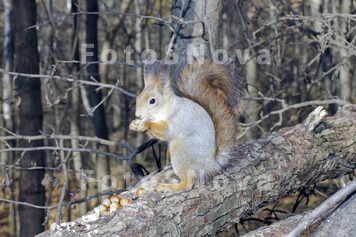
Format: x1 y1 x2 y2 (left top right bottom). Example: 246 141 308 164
94 187 145 217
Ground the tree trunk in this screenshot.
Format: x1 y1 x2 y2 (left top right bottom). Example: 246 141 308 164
85 0 110 195
85 1 108 140
2 0 13 126
338 0 352 101
171 0 222 65
12 0 45 236
1 0 16 235
68 0 88 216
36 105 356 237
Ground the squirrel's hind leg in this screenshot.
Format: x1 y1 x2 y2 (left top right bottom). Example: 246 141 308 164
156 161 196 191
155 138 211 192
155 140 196 191
155 176 194 192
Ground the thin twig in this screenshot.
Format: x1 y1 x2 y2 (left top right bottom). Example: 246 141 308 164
86 87 115 116
55 182 68 224
0 68 136 98
0 146 129 161
287 179 356 237
0 128 135 151
0 187 127 210
165 0 187 60
237 98 351 139
25 10 174 32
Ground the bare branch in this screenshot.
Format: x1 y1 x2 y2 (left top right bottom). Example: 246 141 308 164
0 146 129 161
287 179 356 237
55 182 68 225
0 68 136 98
0 127 135 150
165 0 187 60
25 9 174 32
238 98 351 139
0 188 127 210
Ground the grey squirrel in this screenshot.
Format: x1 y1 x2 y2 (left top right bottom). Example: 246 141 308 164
130 60 244 191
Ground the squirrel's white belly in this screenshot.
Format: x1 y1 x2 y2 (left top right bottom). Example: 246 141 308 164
167 97 219 176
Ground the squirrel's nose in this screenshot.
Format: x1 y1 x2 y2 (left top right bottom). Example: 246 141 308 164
135 113 142 119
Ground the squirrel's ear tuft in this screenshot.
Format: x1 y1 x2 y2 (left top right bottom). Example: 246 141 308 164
143 60 170 76
143 60 171 89
144 60 162 77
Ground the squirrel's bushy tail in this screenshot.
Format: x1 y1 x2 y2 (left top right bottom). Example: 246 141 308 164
172 61 244 164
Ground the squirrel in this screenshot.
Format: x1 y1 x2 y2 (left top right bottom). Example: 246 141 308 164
129 60 244 191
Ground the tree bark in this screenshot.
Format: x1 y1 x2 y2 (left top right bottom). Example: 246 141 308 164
36 105 356 237
85 0 109 140
68 0 88 216
171 0 222 65
12 0 45 236
243 186 356 237
311 193 356 237
1 0 16 235
338 0 352 101
85 0 111 195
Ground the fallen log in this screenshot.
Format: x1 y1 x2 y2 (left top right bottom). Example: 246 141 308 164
36 105 356 237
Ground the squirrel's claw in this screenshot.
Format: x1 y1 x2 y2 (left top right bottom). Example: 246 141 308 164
129 119 147 132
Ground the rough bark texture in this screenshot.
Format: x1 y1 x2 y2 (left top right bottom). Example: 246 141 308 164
36 105 356 237
13 0 46 236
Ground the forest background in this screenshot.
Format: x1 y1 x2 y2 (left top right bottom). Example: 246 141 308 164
0 0 355 236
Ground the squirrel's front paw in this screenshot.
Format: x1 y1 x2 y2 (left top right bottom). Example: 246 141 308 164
129 119 147 132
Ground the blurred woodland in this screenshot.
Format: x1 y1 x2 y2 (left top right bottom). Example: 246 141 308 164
0 0 355 236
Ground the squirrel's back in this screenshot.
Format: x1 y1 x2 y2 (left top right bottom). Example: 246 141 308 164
172 61 244 163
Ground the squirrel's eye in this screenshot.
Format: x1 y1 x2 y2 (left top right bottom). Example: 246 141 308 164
149 98 156 105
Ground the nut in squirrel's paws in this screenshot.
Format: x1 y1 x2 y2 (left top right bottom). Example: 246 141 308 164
129 119 146 132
